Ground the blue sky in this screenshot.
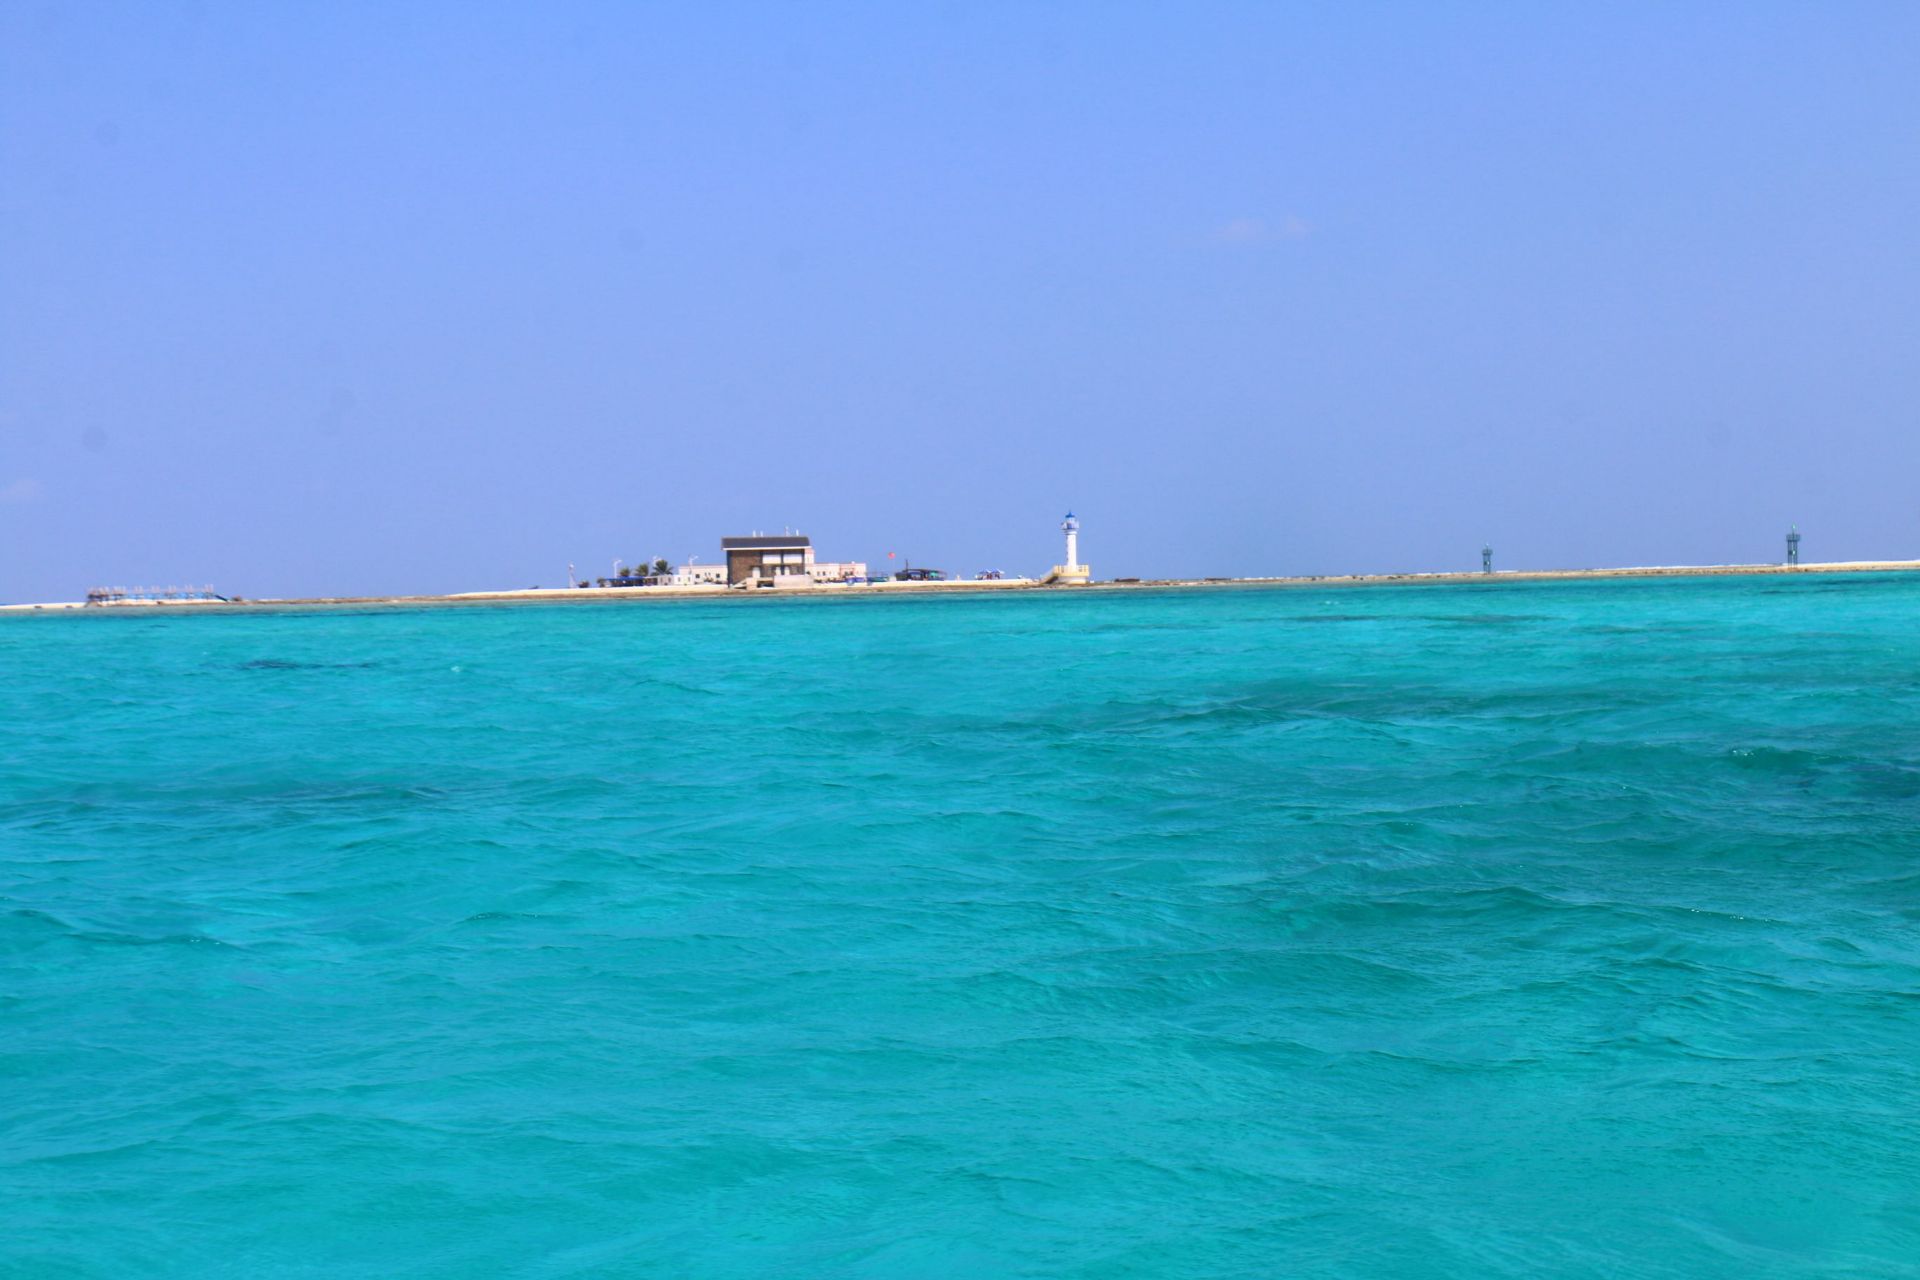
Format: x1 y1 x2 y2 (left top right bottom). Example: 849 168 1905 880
3 3 1917 598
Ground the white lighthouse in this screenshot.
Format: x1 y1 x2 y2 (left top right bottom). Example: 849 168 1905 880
1047 511 1092 584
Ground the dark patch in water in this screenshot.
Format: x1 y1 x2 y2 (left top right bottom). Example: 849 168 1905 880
1283 614 1380 624
1580 623 1702 635
1425 614 1552 627
1757 580 1880 595
240 659 377 671
1848 763 1920 800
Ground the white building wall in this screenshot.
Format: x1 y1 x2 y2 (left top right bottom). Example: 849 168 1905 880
668 564 727 586
808 560 869 582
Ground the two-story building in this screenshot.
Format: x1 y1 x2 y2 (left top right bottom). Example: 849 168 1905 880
720 534 867 586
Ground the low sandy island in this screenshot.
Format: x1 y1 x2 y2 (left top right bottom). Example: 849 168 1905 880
7 560 1920 614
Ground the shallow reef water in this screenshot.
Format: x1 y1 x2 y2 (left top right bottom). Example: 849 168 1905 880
3 576 1918 1277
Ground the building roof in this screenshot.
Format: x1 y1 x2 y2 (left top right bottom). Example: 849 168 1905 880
721 534 811 550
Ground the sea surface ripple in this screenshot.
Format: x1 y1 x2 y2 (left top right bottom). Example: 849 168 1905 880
3 576 1919 1278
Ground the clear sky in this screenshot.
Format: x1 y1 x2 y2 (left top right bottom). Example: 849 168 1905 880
3 3 1917 599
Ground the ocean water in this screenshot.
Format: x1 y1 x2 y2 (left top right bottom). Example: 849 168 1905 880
4 576 1919 1279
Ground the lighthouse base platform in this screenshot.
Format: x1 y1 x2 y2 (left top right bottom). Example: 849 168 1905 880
1043 564 1093 585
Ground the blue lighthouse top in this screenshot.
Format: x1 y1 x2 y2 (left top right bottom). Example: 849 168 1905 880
1062 511 1079 529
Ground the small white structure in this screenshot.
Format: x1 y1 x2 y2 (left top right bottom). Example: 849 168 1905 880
758 563 869 589
1047 512 1092 584
808 560 869 583
664 563 727 587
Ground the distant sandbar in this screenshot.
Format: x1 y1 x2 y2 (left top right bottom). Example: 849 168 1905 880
7 560 1920 615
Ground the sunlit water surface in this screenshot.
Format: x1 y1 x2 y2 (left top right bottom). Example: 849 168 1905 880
4 577 1918 1277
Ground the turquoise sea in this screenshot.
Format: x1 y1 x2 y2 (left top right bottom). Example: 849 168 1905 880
4 576 1918 1278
